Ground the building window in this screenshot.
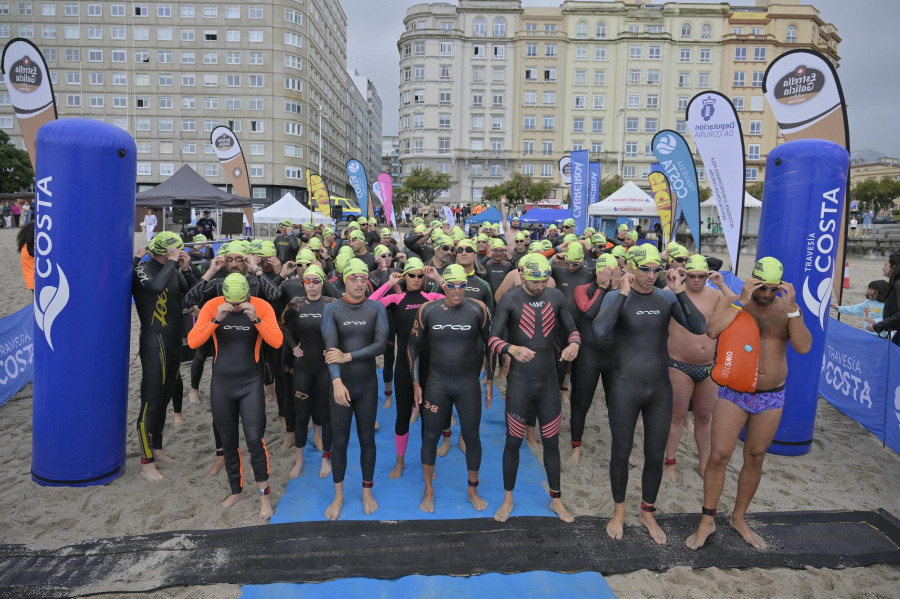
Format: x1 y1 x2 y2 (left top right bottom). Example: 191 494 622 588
749 120 762 135
679 72 690 88
624 166 636 179
471 163 483 175
574 94 585 109
438 138 450 154
542 116 554 130
523 115 535 130
626 118 638 132
735 47 747 61
596 21 607 39
492 92 503 107
472 115 484 130
493 17 506 37
594 46 607 61
646 94 658 109
786 25 797 44
733 72 745 87
681 23 692 39
628 70 641 85
440 65 451 80
754 47 766 62
680 48 691 62
525 43 537 57
137 163 151 176
493 45 505 59
627 94 640 109
748 144 760 160
591 95 604 110
702 23 712 39
491 116 503 131
543 67 556 82
473 18 485 37
752 72 764 87
645 118 658 133
592 118 603 134
575 46 587 60
249 165 263 177
591 142 603 153
540 164 552 178
541 141 553 156
676 120 687 134
440 90 452 104
473 93 483 107
439 114 451 129
521 163 534 176
698 73 710 88
545 44 557 57
594 70 606 86
473 45 485 59
523 140 534 155
700 48 711 63
648 45 661 60
629 45 642 60
440 41 452 56
746 167 758 181
573 118 584 133
542 91 555 106
732 96 744 111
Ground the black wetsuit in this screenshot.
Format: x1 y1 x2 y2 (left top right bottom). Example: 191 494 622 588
132 257 196 463
281 295 337 454
354 250 378 272
593 287 706 504
489 286 580 496
274 233 301 264
551 263 594 395
483 259 514 301
403 232 435 264
369 269 401 389
321 298 389 486
510 248 528 268
410 298 493 473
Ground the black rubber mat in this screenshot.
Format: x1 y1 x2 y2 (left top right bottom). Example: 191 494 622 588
1 509 897 598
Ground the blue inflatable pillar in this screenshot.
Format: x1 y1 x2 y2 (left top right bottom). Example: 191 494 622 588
756 139 849 456
32 119 136 485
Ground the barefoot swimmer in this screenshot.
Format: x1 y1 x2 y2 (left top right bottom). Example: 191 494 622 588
187 274 283 519
686 257 812 551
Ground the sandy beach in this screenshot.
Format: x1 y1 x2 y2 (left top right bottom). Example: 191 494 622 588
1 227 898 598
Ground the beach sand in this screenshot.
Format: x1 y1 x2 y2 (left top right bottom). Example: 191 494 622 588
1 229 897 598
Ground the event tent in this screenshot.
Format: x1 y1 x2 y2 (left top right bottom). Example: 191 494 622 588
701 192 762 234
253 193 332 225
135 165 251 208
587 181 657 216
466 206 502 225
519 207 573 224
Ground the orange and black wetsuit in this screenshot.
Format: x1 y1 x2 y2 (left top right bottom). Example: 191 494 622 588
188 297 283 495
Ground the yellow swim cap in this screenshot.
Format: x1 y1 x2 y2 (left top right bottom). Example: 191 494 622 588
520 253 552 281
563 218 576 228
217 242 230 256
222 273 250 303
457 239 476 251
413 217 424 226
323 227 334 237
563 233 579 244
476 233 490 243
451 229 467 242
227 240 250 256
380 227 391 237
627 231 639 242
584 227 596 236
306 237 323 250
684 255 709 272
150 231 184 254
348 230 365 242
296 248 316 264
668 244 689 259
343 258 369 282
541 239 553 250
595 253 619 271
630 244 662 267
279 218 293 229
591 233 607 246
337 244 354 258
193 234 207 243
564 243 585 262
403 257 425 274
334 252 351 274
304 264 326 282
374 244 391 257
491 238 507 249
528 242 543 253
258 240 277 258
442 264 467 284
515 232 528 242
752 257 783 284
618 223 630 232
611 246 627 259
414 224 427 233
664 241 680 253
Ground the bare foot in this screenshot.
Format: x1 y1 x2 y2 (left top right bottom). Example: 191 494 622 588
550 497 574 523
221 494 241 509
265 384 276 405
457 435 466 454
205 456 225 478
686 518 717 550
289 455 304 479
388 457 404 480
173 413 185 428
493 497 514 522
567 446 581 465
730 516 767 549
664 462 677 483
628 455 640 468
362 488 378 515
607 505 626 540
154 450 176 464
436 434 452 457
410 406 419 424
639 508 667 544
140 463 164 482
313 426 323 452
259 495 273 519
325 495 343 520
319 457 332 478
189 388 200 404
468 489 488 512
281 431 295 450
420 491 435 513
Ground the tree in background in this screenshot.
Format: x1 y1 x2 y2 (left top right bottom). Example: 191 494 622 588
698 186 712 202
0 131 34 193
850 177 900 216
598 175 625 200
484 172 552 210
397 167 451 212
746 181 765 201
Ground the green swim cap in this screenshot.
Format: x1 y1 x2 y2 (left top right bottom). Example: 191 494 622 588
334 252 351 274
520 253 552 281
595 253 619 271
357 216 368 224
414 224 427 233
343 258 369 282
430 220 442 228
564 243 585 262
323 227 334 237
511 215 520 222
528 242 543 253
684 255 709 272
337 244 354 258
248 239 264 254
584 227 596 237
752 257 783 284
296 248 316 264
442 264 467 284
301 222 315 231
227 240 250 256
611 245 627 259
413 217 424 226
432 234 451 247
618 223 630 232
279 218 293 229
368 217 377 225
193 234 207 243
217 242 230 256
630 244 662 267
380 227 391 237
303 264 326 282
374 244 391 257
348 229 365 242
664 241 680 253
541 239 553 251
348 221 361 230
627 231 639 242
515 232 528 242
563 218 576 228
591 233 607 246
548 224 558 231
150 231 184 255
491 238 507 249
476 233 490 243
451 229 467 242
403 257 425 274
306 237 323 250
563 233 578 244
258 240 277 258
457 239 476 252
669 244 689 259
222 273 250 303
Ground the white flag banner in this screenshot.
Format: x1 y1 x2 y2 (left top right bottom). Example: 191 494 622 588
686 92 746 270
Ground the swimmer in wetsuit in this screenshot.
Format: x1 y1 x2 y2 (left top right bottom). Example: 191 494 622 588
188 273 283 519
409 264 493 513
281 265 337 480
369 258 445 479
593 244 707 544
274 219 301 264
132 231 197 481
321 258 389 520
489 253 580 523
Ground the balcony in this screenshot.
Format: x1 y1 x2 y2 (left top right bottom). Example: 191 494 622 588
457 150 513 160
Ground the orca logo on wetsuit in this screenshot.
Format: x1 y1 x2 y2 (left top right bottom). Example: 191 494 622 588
296 313 322 318
223 325 251 330
343 320 367 326
432 324 472 330
635 310 661 315
466 286 478 292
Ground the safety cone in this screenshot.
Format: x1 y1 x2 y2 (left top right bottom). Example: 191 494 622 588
842 260 850 289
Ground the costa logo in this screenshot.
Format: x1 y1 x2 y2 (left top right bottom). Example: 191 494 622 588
33 176 69 351
801 186 842 330
432 324 471 331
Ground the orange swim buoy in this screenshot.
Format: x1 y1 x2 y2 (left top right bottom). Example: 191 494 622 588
710 308 759 393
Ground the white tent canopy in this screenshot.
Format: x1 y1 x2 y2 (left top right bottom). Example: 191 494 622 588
252 193 332 225
701 192 762 234
588 181 658 216
700 192 761 209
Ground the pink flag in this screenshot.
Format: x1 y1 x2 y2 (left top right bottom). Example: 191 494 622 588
377 173 396 229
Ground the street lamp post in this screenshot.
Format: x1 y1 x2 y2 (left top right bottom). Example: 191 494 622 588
617 106 625 178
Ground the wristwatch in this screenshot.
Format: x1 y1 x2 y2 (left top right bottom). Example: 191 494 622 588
787 309 802 319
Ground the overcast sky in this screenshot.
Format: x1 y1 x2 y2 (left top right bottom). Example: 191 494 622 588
343 0 900 157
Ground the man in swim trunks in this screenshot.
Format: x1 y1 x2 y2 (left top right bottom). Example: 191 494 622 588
686 257 812 551
663 255 731 482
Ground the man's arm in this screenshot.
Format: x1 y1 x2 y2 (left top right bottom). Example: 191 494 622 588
133 259 177 295
408 304 427 383
321 302 342 380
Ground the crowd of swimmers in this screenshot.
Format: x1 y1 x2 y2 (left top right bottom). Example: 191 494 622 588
131 198 900 549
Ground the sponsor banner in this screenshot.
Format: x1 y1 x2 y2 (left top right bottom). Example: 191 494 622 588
346 159 369 219
210 126 252 225
1 38 58 170
687 92 746 269
306 169 331 218
819 319 888 442
647 171 675 244
886 342 900 456
570 150 589 235
588 162 602 205
758 139 849 455
559 155 572 185
652 131 701 252
0 305 35 408
443 205 454 225
376 173 397 231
